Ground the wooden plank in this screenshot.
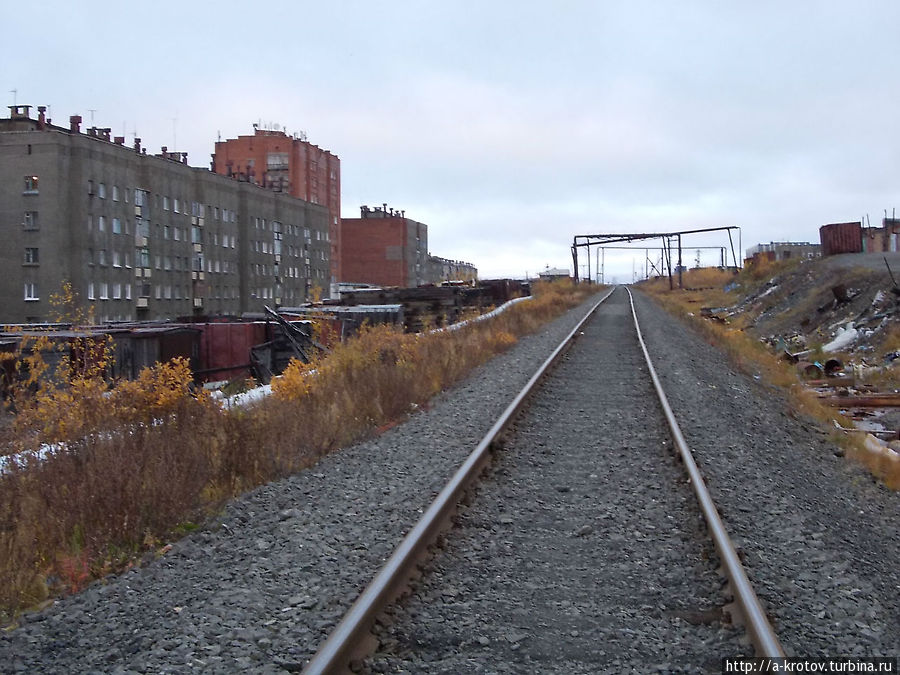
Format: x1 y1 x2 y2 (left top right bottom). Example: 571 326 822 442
821 393 900 407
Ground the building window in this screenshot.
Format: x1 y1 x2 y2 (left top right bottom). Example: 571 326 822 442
98 183 106 199
113 251 121 267
134 189 146 207
24 211 39 230
24 282 38 301
112 218 122 234
24 247 39 264
88 282 95 300
163 196 169 211
99 283 108 300
98 249 107 266
23 175 39 194
173 198 180 213
113 186 120 201
98 215 106 232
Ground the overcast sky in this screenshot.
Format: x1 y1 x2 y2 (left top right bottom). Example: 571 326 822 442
6 1 899 281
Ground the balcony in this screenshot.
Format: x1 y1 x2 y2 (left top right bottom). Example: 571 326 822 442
193 297 203 308
192 271 205 281
136 297 149 309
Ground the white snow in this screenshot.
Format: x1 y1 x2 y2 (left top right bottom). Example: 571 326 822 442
823 322 858 353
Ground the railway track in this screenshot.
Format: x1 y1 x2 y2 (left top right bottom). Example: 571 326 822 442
2 286 896 673
305 286 782 673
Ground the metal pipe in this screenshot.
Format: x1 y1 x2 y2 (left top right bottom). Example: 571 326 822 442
303 288 617 674
626 288 785 659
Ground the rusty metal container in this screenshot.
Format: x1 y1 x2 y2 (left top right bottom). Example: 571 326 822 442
194 321 268 382
819 222 862 256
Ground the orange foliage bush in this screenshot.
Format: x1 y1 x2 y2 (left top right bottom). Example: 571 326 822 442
1 278 598 623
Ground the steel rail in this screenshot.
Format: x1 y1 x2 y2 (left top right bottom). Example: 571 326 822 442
302 287 616 674
626 287 785 658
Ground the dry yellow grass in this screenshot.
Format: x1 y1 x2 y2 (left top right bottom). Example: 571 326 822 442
0 279 596 623
641 267 900 492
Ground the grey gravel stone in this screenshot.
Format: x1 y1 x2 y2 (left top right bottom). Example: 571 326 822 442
0 293 608 674
364 287 900 673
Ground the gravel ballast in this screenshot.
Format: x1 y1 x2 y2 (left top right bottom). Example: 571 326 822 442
0 293 606 674
2 286 898 673
366 288 746 673
630 289 900 657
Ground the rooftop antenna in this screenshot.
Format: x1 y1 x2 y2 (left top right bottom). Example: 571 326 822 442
10 89 16 106
88 109 96 124
171 112 177 150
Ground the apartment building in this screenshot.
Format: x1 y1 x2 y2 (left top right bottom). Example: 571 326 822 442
211 126 341 283
425 255 478 284
340 204 430 288
0 105 330 324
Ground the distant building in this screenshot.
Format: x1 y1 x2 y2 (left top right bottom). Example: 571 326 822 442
861 218 900 253
340 205 429 288
538 267 570 281
211 126 341 282
744 241 821 265
0 105 330 324
425 255 478 284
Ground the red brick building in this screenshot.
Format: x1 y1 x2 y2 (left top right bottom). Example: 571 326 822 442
341 205 428 287
211 127 341 281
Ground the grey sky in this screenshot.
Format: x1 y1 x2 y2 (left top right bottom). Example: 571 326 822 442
6 1 899 280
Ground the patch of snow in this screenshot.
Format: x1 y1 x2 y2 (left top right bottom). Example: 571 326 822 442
220 383 274 409
823 322 858 353
430 295 532 334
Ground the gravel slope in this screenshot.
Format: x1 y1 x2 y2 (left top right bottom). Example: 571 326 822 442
631 289 900 657
365 288 745 673
0 293 606 674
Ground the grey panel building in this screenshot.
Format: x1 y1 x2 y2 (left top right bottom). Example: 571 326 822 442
0 105 330 323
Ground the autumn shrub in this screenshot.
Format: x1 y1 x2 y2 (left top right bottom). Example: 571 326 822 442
1 278 598 623
642 276 900 491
